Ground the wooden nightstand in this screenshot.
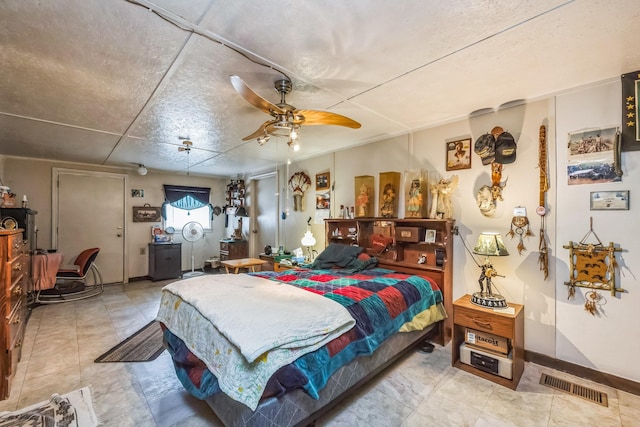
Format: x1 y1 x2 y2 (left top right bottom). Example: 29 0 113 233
451 294 524 389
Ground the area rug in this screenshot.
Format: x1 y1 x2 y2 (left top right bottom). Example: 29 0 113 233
0 386 98 427
94 320 165 363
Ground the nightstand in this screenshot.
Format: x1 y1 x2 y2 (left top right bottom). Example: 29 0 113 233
451 294 524 389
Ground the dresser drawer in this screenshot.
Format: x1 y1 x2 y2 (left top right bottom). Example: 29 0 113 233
220 241 230 252
9 272 26 313
8 234 24 261
7 298 26 352
453 305 513 337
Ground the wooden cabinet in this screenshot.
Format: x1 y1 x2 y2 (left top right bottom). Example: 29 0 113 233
220 240 248 261
451 294 524 389
148 243 182 281
0 229 28 400
324 218 454 345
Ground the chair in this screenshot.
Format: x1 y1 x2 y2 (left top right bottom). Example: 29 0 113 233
35 248 104 304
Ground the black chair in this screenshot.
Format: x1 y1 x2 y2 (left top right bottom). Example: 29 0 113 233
36 248 104 303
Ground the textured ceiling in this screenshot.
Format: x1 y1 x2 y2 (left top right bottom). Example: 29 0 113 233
1 0 639 177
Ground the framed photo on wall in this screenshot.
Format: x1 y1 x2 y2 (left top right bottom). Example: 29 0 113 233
590 190 629 210
316 172 330 191
446 138 472 171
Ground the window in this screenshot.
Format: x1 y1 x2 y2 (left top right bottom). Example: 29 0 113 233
162 185 212 230
164 205 211 230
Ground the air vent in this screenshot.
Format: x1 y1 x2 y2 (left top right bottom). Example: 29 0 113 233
539 373 608 407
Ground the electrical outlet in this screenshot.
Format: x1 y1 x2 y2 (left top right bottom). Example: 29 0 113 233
140 247 146 255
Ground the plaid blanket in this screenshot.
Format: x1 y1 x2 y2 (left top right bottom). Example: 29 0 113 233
162 267 444 404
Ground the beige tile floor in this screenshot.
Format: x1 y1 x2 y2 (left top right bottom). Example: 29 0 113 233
0 279 638 426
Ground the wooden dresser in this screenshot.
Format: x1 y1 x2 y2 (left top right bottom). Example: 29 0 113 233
219 239 248 261
0 229 28 400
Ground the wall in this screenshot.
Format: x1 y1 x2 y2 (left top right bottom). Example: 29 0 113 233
282 81 638 383
555 80 640 381
2 158 227 279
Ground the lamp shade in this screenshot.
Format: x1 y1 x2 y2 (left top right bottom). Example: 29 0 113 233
473 232 509 256
235 206 248 217
301 230 316 247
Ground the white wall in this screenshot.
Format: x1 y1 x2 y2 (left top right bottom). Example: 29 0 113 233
282 80 638 383
2 158 227 279
555 80 640 381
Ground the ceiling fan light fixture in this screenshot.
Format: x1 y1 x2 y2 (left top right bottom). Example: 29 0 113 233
290 127 298 140
137 164 148 176
257 134 270 146
288 139 300 152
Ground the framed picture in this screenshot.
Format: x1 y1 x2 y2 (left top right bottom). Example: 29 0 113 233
446 138 472 171
425 229 437 243
133 204 162 222
131 189 144 197
316 172 330 191
590 190 629 210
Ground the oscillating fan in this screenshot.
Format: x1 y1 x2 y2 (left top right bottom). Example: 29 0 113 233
182 221 205 277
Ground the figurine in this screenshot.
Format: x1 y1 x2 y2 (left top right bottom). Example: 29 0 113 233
478 261 497 296
356 183 370 217
429 175 458 219
380 183 396 218
406 179 423 217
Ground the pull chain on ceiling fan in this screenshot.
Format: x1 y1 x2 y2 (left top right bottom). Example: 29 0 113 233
230 76 361 149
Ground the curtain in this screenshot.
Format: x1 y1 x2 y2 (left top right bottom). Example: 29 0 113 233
162 185 213 219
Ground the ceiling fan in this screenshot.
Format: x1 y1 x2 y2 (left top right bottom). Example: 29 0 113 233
230 75 361 147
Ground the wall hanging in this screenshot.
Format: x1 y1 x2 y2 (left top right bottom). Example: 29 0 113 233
621 69 640 152
133 204 161 222
537 125 550 279
566 127 621 185
288 171 311 211
506 206 533 254
563 218 624 316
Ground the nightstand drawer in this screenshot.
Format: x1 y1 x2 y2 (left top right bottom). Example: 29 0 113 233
454 305 513 337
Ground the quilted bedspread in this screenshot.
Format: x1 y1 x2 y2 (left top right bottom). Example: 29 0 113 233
161 267 445 409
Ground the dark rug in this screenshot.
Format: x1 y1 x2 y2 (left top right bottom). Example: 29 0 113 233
94 320 165 363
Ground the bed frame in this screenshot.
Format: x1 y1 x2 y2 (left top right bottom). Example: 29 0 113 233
205 218 455 426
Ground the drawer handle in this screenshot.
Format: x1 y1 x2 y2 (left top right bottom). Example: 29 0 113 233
12 263 22 271
14 339 22 349
472 318 492 329
12 286 22 298
11 316 20 325
13 242 21 250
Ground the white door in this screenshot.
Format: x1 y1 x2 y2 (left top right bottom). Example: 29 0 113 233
53 168 126 284
253 173 278 255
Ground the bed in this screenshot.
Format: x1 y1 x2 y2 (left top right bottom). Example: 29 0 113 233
157 242 452 426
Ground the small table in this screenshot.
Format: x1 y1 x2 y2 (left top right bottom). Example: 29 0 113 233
221 257 268 274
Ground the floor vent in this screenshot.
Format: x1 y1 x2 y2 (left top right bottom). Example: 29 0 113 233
539 373 608 407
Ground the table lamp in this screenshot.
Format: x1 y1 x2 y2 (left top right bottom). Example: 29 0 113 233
471 232 509 308
301 217 317 262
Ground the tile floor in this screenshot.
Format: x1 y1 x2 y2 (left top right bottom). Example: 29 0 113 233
0 279 638 426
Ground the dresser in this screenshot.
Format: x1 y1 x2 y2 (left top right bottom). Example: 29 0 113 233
0 229 28 400
219 239 248 261
148 243 182 281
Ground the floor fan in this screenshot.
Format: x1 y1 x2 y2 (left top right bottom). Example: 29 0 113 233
182 221 205 277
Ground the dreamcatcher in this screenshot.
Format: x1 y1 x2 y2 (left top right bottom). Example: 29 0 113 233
506 206 534 254
563 218 624 316
288 171 311 211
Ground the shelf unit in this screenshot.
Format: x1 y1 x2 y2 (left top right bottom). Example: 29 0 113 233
451 294 524 389
324 217 454 345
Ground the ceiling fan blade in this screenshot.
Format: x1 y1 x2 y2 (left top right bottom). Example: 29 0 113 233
230 75 285 115
242 120 278 141
296 109 361 129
